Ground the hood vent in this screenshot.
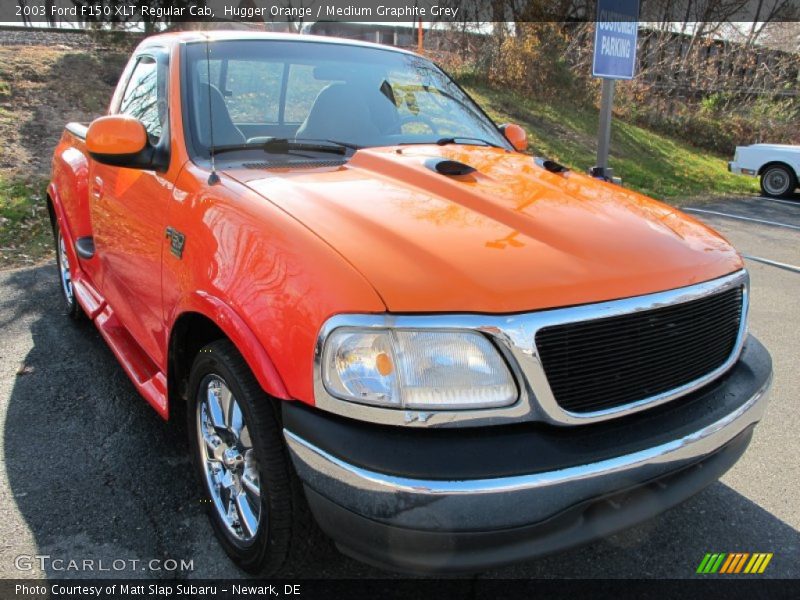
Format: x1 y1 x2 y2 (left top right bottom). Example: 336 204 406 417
425 158 477 177
534 156 570 174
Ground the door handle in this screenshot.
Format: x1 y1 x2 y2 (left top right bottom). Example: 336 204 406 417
91 176 103 198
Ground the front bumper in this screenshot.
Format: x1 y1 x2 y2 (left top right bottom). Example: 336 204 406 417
283 336 772 573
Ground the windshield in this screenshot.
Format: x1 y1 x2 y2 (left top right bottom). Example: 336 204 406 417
184 40 510 156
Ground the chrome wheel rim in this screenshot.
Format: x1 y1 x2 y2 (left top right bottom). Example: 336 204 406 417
197 375 262 543
57 232 74 305
764 168 790 196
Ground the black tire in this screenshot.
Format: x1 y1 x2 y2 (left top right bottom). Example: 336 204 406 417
760 164 797 199
187 339 321 575
53 221 83 320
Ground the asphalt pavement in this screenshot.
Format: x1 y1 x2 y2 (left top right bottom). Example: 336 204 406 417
0 194 797 580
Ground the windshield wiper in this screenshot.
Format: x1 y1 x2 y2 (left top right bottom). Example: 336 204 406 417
211 138 355 157
435 136 503 148
299 138 363 151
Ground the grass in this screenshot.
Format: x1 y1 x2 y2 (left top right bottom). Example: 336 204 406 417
0 175 52 267
461 80 760 202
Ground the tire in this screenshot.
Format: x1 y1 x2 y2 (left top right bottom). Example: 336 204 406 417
760 164 797 198
53 221 83 319
187 340 320 575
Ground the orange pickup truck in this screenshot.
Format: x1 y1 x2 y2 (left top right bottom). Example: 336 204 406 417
48 31 772 574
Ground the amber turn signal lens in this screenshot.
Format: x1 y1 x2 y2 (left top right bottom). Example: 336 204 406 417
375 352 394 376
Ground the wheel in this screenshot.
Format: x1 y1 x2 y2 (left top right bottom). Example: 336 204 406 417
54 222 82 319
760 164 797 198
187 340 319 575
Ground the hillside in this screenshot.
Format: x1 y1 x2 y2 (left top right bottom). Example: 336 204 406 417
0 41 758 268
0 42 129 267
463 81 758 201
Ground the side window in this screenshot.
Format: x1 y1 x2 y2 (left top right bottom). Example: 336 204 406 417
119 57 166 141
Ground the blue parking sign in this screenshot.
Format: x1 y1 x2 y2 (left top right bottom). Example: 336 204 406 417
592 0 639 79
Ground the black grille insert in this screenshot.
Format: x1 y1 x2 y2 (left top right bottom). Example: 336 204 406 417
535 285 744 414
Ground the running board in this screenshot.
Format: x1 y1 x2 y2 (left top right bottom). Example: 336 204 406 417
72 277 105 319
72 272 169 419
94 306 169 419
71 272 169 420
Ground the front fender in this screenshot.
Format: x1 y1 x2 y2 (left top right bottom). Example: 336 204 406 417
170 292 290 400
162 163 386 407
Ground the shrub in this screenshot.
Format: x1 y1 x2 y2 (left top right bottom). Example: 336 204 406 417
487 24 588 104
630 96 800 155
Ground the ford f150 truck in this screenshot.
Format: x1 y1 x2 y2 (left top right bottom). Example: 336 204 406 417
48 32 772 574
729 143 800 198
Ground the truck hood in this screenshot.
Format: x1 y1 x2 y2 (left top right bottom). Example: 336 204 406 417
228 146 743 313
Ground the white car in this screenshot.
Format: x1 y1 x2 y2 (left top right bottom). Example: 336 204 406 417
729 144 799 198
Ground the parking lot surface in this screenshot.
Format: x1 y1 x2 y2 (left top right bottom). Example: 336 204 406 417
0 195 797 579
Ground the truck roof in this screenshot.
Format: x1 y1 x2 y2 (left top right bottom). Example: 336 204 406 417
138 30 419 57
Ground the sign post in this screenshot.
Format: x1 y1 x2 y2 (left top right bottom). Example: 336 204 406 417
591 0 639 180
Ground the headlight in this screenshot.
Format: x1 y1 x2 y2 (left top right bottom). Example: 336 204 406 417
321 328 517 410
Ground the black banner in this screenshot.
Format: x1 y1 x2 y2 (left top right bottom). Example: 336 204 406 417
1 579 798 600
3 0 800 25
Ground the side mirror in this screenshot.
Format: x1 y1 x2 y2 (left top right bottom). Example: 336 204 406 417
86 116 161 169
500 123 528 152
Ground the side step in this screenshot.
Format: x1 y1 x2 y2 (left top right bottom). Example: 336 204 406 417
72 278 104 319
95 305 169 419
71 273 169 420
75 236 95 259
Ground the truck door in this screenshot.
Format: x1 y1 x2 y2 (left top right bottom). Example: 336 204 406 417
89 51 171 366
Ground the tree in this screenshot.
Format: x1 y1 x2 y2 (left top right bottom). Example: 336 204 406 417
67 0 208 33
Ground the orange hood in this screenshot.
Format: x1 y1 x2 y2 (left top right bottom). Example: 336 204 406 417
227 145 743 313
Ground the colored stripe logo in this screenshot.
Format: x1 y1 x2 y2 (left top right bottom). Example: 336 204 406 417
697 552 773 574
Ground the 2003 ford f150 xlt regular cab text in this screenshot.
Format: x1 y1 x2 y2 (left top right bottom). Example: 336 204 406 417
47 32 772 574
